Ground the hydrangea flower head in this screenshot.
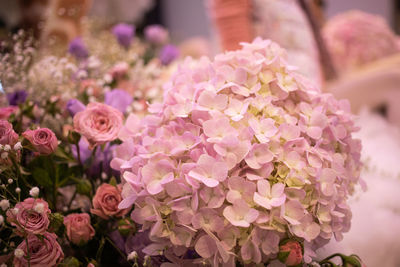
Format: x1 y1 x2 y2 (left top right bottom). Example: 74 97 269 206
112 38 362 266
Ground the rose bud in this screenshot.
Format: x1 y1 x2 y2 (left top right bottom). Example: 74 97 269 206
278 240 303 266
63 213 95 245
90 184 129 219
22 128 58 155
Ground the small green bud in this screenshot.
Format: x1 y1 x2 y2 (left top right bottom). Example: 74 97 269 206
76 179 92 196
49 213 64 232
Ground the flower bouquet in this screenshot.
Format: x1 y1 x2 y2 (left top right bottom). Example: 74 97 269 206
0 20 365 266
0 22 180 267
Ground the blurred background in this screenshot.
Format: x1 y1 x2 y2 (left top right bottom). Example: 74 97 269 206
1 0 400 266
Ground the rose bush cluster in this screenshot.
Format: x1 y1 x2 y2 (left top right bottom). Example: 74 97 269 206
5 198 64 266
112 38 362 266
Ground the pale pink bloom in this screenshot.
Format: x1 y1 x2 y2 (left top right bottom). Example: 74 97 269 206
170 226 194 247
283 151 306 170
252 228 280 256
217 227 240 250
241 239 261 263
320 168 337 196
197 90 228 112
254 181 286 210
141 159 175 195
282 200 306 225
248 117 277 143
202 117 236 143
276 72 298 92
245 144 274 169
245 163 274 181
214 135 250 169
195 235 217 259
131 199 159 224
224 97 249 121
192 208 224 232
291 215 321 242
188 154 228 187
200 186 225 208
73 102 123 148
279 123 301 141
223 199 259 227
226 176 256 204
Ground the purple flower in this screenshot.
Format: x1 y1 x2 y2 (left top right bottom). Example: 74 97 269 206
71 139 115 176
159 44 179 65
124 231 166 265
144 24 169 45
112 23 135 49
7 90 27 106
68 38 89 59
104 89 133 113
66 99 85 117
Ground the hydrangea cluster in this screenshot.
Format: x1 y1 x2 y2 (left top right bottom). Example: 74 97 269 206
323 10 400 74
111 38 362 266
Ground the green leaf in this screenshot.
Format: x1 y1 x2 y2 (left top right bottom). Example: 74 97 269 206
53 147 74 162
76 179 92 197
49 213 64 233
59 257 81 267
32 168 52 189
109 177 117 187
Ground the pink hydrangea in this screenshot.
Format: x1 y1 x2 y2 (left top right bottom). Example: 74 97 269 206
323 10 400 73
111 38 362 266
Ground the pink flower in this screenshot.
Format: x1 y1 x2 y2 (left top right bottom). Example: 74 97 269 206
278 240 303 266
13 232 64 267
6 198 50 236
111 38 362 266
73 102 123 148
63 213 95 245
141 159 175 195
22 128 58 155
223 199 259 227
245 143 274 169
253 181 286 210
0 120 18 145
91 184 129 219
0 106 18 120
188 154 228 187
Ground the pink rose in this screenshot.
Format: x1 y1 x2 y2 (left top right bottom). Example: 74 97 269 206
73 102 123 148
63 213 95 245
91 184 129 219
6 198 51 236
13 232 64 267
0 120 18 145
278 240 303 266
22 128 58 155
0 106 18 120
